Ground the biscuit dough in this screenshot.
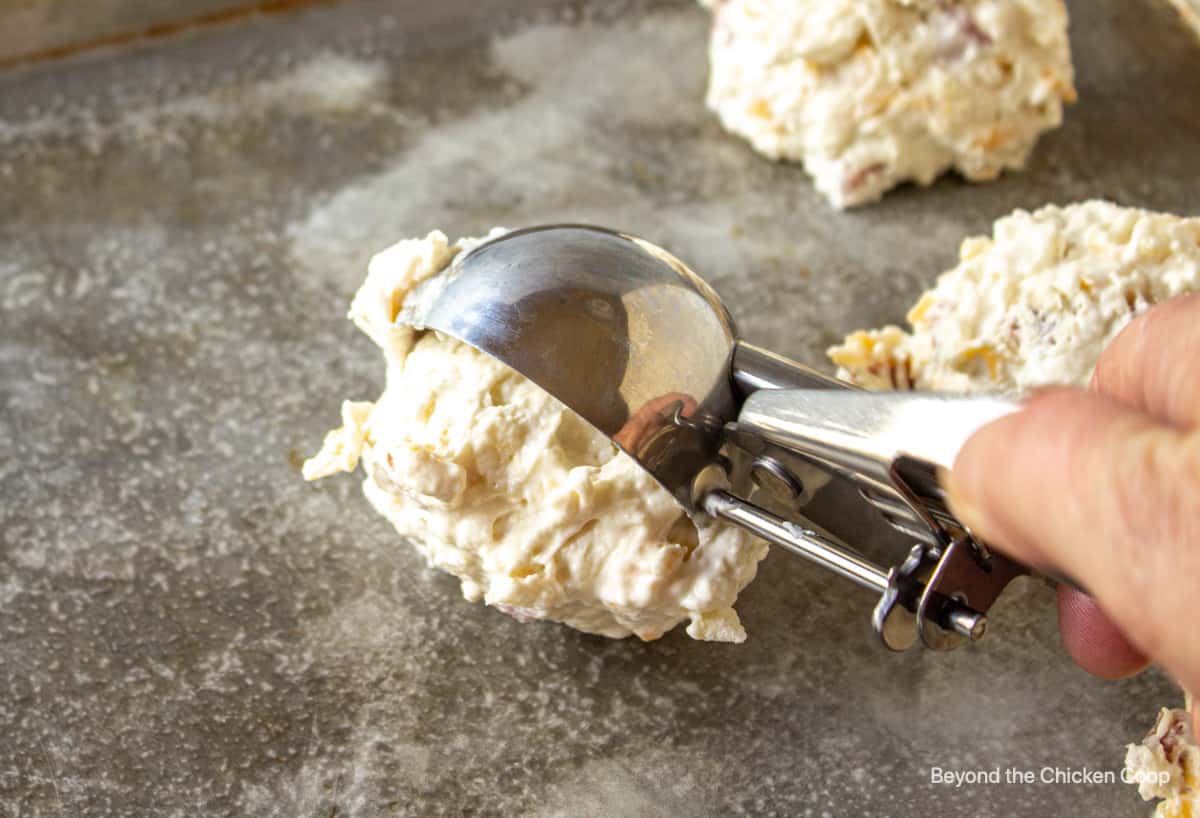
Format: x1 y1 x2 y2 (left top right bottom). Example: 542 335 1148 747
830 201 1200 393
1126 706 1199 818
305 230 768 642
700 0 1076 208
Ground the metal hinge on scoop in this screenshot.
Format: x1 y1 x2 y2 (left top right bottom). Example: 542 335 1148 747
705 390 1028 652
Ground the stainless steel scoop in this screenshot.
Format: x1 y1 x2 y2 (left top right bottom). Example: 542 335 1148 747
399 224 1029 651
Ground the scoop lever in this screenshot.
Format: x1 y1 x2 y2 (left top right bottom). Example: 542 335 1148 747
732 389 1029 650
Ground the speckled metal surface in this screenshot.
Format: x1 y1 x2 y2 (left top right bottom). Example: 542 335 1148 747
0 0 250 63
1 1 1197 815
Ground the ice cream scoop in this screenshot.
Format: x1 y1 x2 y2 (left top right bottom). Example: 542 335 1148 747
398 225 1029 652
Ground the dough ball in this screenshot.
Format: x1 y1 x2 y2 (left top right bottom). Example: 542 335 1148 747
305 230 767 642
702 0 1076 207
830 201 1200 393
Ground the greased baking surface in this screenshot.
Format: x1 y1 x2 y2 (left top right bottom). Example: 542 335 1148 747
305 231 767 642
700 0 1076 208
830 201 1200 393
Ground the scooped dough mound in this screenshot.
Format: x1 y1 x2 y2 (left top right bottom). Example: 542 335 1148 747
700 0 1076 208
829 201 1200 393
304 230 768 642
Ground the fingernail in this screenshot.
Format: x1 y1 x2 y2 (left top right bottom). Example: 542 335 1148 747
938 465 990 536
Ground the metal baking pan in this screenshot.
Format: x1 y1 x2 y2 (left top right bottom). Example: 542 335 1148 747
1 0 1196 814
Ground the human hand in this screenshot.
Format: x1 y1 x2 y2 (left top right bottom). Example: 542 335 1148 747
945 294 1200 733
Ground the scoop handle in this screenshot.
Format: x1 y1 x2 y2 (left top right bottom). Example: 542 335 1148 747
718 366 1041 650
736 388 1019 484
732 341 851 395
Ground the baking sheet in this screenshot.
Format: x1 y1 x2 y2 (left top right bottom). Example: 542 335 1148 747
0 0 252 65
1 0 1197 814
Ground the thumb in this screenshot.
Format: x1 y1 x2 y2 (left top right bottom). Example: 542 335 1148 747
946 387 1200 697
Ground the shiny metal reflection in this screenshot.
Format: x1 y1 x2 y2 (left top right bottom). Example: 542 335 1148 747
401 225 740 506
